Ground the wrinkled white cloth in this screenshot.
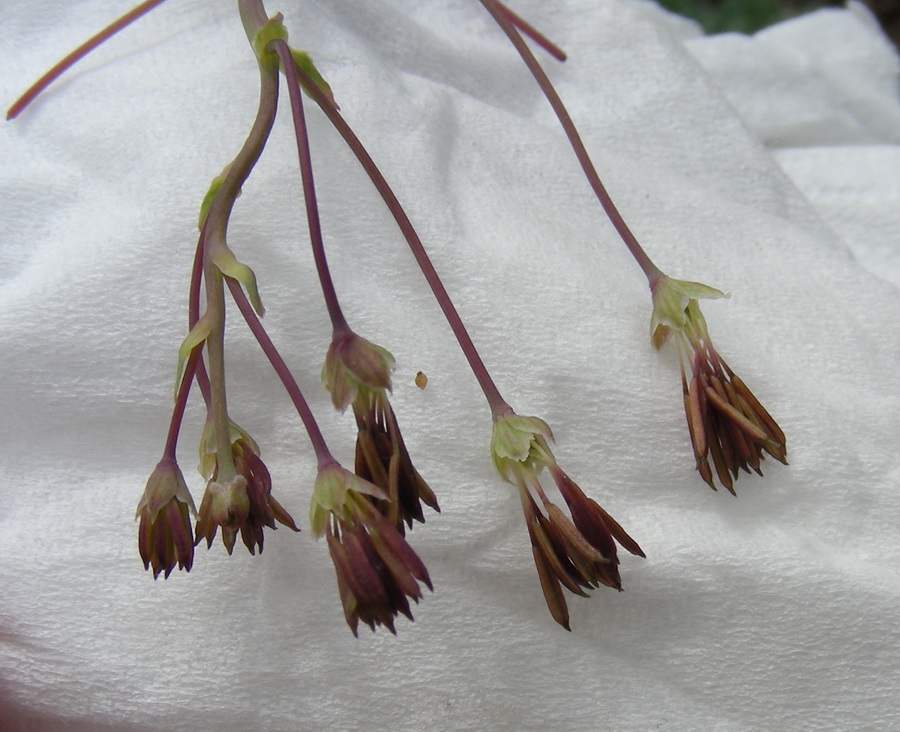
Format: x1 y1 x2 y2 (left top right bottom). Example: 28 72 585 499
1 1 899 730
686 1 900 288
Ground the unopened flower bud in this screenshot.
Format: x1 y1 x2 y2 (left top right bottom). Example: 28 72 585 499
321 330 395 411
136 459 197 579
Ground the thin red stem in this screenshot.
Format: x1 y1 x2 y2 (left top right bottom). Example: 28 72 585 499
162 346 201 460
272 40 348 335
226 277 334 463
7 0 168 120
480 0 664 287
161 227 211 461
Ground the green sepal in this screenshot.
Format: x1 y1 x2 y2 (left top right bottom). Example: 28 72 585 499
252 13 289 68
491 414 555 484
174 315 212 399
321 332 394 411
291 49 339 109
650 276 727 349
310 464 387 538
211 247 265 316
198 418 259 481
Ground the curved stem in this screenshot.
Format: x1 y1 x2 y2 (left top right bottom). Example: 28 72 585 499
160 228 210 462
273 40 348 335
198 42 280 481
226 277 334 463
162 346 201 460
203 261 237 480
203 65 279 251
7 0 168 120
290 63 512 419
480 0 664 288
238 0 270 38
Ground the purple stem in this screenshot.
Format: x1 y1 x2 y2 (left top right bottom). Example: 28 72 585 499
496 1 567 62
479 0 664 288
226 277 334 464
272 40 349 336
162 346 201 460
189 227 212 403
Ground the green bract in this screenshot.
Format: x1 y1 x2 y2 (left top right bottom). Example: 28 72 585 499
198 165 231 228
650 276 727 349
175 314 212 398
491 414 555 484
251 13 289 68
291 49 338 108
310 464 387 538
210 246 265 316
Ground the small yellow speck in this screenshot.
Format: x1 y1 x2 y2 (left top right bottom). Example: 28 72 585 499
415 371 428 389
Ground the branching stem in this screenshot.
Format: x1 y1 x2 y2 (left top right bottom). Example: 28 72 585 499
290 62 513 419
198 59 280 480
496 1 567 61
189 228 212 404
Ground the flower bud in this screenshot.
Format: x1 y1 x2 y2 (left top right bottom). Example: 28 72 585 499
321 331 395 411
136 459 196 579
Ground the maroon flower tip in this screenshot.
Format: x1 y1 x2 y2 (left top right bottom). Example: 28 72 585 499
195 439 299 556
682 348 787 494
352 391 439 534
651 276 786 492
520 467 643 630
324 492 432 635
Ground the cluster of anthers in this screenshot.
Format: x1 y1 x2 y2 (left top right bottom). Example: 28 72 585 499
492 415 645 629
651 277 787 494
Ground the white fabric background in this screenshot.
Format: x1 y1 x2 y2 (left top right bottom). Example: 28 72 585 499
2 1 899 729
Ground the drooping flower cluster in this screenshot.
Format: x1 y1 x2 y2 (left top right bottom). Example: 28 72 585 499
475 0 789 496
651 276 787 493
492 414 644 630
136 458 197 579
322 330 439 532
195 420 299 554
311 463 433 635
10 0 796 637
